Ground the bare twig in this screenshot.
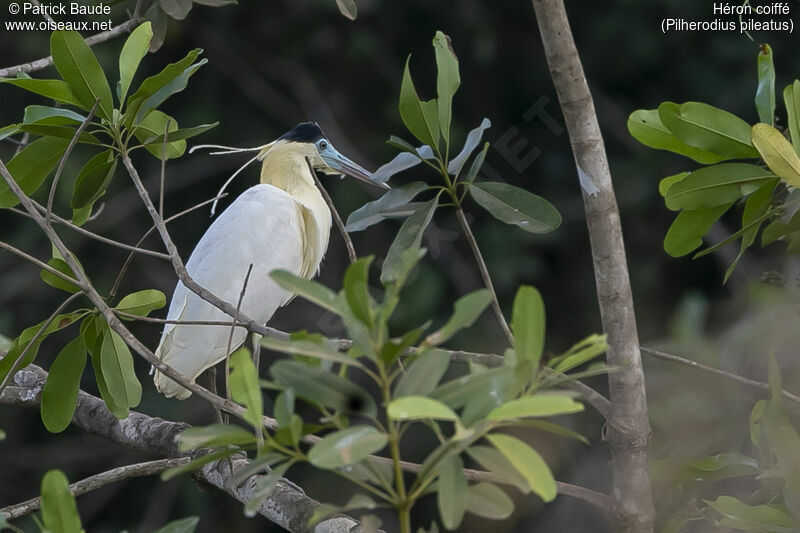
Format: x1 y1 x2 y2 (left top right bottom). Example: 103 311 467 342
29 0 56 25
0 18 144 78
223 264 253 424
455 207 514 345
46 100 99 227
1 458 190 520
159 120 170 219
306 157 357 263
641 346 800 408
531 1 655 530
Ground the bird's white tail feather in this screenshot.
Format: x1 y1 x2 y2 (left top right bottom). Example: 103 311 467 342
153 370 192 400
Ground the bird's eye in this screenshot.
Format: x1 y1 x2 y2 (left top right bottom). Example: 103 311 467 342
318 140 328 150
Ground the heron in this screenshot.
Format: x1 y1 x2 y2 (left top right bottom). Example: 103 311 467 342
153 122 385 399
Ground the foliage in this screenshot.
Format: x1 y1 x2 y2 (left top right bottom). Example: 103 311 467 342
628 44 800 283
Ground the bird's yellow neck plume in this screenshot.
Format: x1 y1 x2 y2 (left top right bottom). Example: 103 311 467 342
258 140 318 196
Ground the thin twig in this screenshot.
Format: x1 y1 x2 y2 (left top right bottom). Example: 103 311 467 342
0 240 83 286
306 157 357 263
159 120 170 219
1 458 189 520
455 206 513 345
223 264 253 424
46 100 99 227
14 133 29 157
641 346 800 408
29 0 56 24
0 292 82 398
0 18 144 78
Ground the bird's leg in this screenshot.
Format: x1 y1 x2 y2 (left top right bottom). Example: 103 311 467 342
250 331 265 451
203 366 225 425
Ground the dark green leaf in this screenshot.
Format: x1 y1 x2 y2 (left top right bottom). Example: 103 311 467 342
344 257 373 326
424 289 491 346
40 258 81 293
432 31 460 145
756 44 776 126
17 124 101 145
118 22 153 103
23 105 85 125
41 337 87 433
177 424 256 452
346 182 430 232
0 124 19 142
100 326 142 408
139 122 219 146
658 102 758 160
0 313 79 383
466 446 529 494
229 347 263 428
705 496 797 533
784 81 800 157
70 150 117 209
50 31 114 120
463 141 489 185
627 109 724 164
308 426 388 469
381 198 438 284
145 4 168 53
274 389 295 428
395 349 450 397
270 360 375 415
270 271 343 315
89 337 128 419
261 336 358 367
663 203 733 257
159 0 193 20
466 483 514 520
437 454 467 530
469 182 561 233
448 118 490 175
151 517 199 533
511 285 545 367
134 110 185 159
487 433 556 502
40 470 83 533
659 172 689 197
724 179 778 283
432 366 512 409
0 78 82 107
0 136 69 208
115 289 166 318
126 48 202 122
399 56 439 148
664 163 776 211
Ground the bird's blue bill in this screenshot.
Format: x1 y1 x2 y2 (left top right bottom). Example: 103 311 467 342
321 145 390 190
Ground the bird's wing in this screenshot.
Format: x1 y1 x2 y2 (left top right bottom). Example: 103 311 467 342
154 184 306 398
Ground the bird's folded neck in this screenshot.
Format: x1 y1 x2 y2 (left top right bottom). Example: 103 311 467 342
259 142 318 198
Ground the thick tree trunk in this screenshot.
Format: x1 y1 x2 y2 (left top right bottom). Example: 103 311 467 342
530 1 655 532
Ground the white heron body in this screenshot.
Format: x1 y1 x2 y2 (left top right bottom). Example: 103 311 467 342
153 140 332 399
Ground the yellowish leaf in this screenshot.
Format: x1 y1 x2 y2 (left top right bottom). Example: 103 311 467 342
751 123 800 188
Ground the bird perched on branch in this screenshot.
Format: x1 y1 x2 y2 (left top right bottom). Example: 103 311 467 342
153 122 385 399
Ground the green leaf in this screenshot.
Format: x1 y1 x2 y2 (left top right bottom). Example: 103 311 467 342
466 483 514 520
115 289 166 319
0 136 69 208
23 105 86 125
399 56 439 148
69 150 117 210
41 337 87 433
308 426 388 469
705 496 797 533
89 337 128 419
0 313 80 383
139 122 219 146
512 419 590 445
387 396 459 421
345 182 429 232
159 0 193 20
449 119 491 176
229 348 263 428
17 123 101 145
0 124 19 142
433 31 460 145
243 462 292 516
177 424 256 452
0 78 82 107
118 22 153 104
226 452 286 487
784 81 800 157
394 349 450 397
128 50 206 124
466 445 529 494
381 198 439 283
659 172 689 197
270 360 376 415
487 393 584 421
144 4 168 53
658 102 758 160
334 0 357 19
627 109 724 164
463 142 490 185
50 31 114 120
150 517 199 533
261 336 360 367
725 179 778 283
371 147 433 184
40 470 83 533
437 454 467 530
511 285 545 367
751 122 800 188
486 433 556 502
432 366 513 409
161 448 238 480
134 110 186 159
664 163 776 211
100 326 142 408
270 271 343 315
549 334 608 375
424 289 491 346
40 258 81 293
469 182 561 233
663 203 733 257
343 257 374 327
756 44 776 126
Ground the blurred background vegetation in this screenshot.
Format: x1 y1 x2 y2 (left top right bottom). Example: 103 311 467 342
1 0 800 531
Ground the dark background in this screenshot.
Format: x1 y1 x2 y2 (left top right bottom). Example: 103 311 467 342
2 0 800 531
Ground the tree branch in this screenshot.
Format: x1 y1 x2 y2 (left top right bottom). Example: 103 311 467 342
530 2 655 531
307 157 357 264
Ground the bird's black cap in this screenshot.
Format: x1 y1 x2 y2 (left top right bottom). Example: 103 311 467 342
279 122 326 143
